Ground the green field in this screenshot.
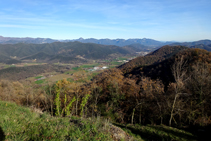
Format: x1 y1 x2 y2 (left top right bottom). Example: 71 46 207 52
3 65 16 69
111 61 123 65
35 79 45 84
72 67 81 71
80 63 99 68
118 57 127 60
34 76 43 79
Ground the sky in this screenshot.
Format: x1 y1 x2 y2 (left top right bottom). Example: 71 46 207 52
0 0 211 41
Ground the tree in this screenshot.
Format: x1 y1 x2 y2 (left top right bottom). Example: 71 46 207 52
186 62 211 125
169 56 189 126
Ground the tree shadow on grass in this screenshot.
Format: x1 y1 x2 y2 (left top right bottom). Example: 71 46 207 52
0 126 5 141
149 125 196 140
113 123 169 141
113 123 197 141
179 125 211 141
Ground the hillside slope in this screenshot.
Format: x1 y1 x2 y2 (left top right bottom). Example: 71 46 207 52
119 45 188 73
0 64 68 81
124 48 211 87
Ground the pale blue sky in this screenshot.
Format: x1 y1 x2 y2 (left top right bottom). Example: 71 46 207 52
0 0 211 41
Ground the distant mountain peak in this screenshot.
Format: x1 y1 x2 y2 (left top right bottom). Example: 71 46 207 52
0 35 210 49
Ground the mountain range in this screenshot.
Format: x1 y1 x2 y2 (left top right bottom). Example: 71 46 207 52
0 36 172 47
0 35 211 64
0 41 142 64
0 36 58 44
170 39 211 47
1 35 211 49
66 37 173 47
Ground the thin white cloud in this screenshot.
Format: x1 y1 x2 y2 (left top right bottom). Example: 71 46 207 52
0 24 44 29
45 21 131 32
1 16 53 23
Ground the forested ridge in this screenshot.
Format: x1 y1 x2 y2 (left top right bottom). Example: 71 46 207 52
118 45 188 73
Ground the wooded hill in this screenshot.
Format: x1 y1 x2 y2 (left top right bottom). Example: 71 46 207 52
118 45 188 73
121 46 211 88
0 41 141 64
86 46 211 127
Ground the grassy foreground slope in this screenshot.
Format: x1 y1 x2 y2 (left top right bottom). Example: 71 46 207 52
0 100 112 141
0 100 198 141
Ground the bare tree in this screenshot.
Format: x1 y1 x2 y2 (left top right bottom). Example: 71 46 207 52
169 56 189 126
90 82 101 118
186 62 211 125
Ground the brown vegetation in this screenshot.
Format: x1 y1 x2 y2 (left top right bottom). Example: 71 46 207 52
0 47 211 130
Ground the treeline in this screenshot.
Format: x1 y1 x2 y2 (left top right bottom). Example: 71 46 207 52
0 48 211 129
